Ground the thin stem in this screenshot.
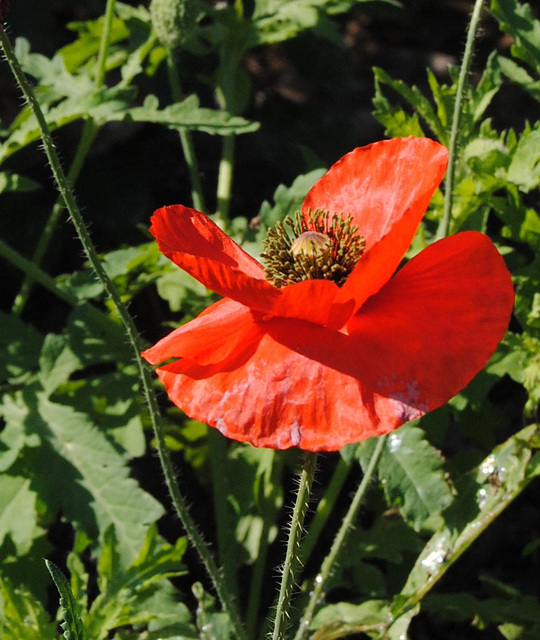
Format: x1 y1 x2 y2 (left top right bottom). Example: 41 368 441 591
272 452 318 640
436 0 486 240
12 0 115 314
246 511 271 639
0 29 247 640
215 134 235 222
0 238 79 308
299 457 351 567
94 0 116 89
294 436 387 640
0 238 128 342
166 49 206 212
12 120 98 315
207 428 239 602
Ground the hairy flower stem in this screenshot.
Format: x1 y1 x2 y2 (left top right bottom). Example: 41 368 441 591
436 0 486 240
166 49 206 212
272 452 318 640
298 457 351 567
294 436 387 640
0 29 247 640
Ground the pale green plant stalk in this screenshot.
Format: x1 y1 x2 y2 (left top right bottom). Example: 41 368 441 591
94 0 116 90
271 452 318 640
166 49 206 212
294 436 387 640
436 0 487 239
0 27 247 640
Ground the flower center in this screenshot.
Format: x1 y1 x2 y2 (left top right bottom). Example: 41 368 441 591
261 209 366 288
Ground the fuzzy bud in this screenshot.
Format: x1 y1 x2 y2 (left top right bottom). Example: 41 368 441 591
150 0 199 49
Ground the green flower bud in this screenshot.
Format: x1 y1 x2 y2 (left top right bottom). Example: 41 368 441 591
150 0 199 49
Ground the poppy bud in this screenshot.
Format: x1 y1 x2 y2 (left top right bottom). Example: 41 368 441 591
150 0 199 49
0 0 9 22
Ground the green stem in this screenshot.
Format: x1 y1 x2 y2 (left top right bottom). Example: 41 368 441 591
294 436 387 640
436 0 486 240
245 511 271 639
0 238 79 308
0 237 127 346
272 452 318 640
0 28 247 640
207 428 239 602
215 134 235 222
299 457 350 567
12 120 98 315
94 0 116 89
166 49 206 212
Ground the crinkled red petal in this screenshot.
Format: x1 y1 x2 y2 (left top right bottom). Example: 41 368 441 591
150 205 280 313
154 332 403 452
151 231 513 451
303 137 448 321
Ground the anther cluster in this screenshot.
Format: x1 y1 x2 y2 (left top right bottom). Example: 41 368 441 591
261 209 366 288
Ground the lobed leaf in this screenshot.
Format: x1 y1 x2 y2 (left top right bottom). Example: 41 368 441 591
353 423 455 532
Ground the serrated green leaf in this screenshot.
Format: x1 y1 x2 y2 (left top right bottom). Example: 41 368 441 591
114 94 259 135
507 127 540 192
354 424 454 532
0 475 40 553
0 87 134 164
45 560 87 640
3 386 164 566
372 66 447 142
491 0 540 74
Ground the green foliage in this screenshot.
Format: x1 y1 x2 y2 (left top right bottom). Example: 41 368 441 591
0 574 58 640
46 560 87 640
350 424 454 532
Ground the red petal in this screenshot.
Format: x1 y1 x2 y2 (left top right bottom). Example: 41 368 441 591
142 298 259 366
303 138 448 321
347 231 514 410
149 232 512 451
150 205 280 312
154 331 401 452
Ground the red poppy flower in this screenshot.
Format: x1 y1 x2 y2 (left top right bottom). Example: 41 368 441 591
142 137 514 451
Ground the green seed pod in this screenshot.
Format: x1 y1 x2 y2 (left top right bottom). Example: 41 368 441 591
150 0 199 49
